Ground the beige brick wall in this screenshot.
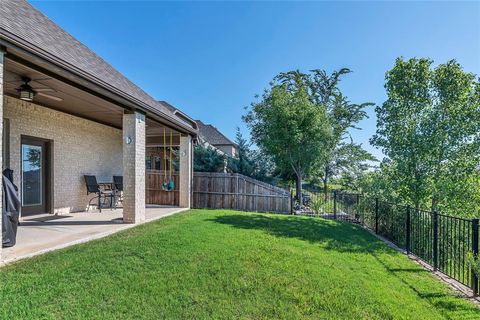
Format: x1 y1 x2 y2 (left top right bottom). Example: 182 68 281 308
4 96 122 214
179 135 192 208
122 112 145 223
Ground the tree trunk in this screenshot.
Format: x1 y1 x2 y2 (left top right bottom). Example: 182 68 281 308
296 173 303 207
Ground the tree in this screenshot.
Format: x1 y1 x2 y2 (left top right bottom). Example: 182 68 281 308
244 75 332 205
227 128 277 183
249 149 277 184
318 94 373 200
275 69 373 200
193 144 225 172
371 57 480 212
371 58 433 208
428 60 480 211
229 128 254 176
326 142 377 191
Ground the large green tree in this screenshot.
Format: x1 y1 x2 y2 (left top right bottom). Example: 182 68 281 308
244 75 332 205
371 57 480 213
276 69 373 200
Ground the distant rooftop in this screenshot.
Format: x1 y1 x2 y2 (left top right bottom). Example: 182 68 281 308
196 120 234 146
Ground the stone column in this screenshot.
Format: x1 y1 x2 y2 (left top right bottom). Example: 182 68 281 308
179 135 192 208
122 111 145 224
0 48 4 262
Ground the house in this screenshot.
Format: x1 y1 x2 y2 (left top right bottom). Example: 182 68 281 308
196 120 237 157
0 1 197 258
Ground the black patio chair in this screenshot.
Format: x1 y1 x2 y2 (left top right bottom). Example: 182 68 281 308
112 175 123 209
84 175 113 212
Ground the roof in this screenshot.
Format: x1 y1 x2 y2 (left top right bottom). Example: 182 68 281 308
0 0 196 134
196 120 235 146
157 101 198 130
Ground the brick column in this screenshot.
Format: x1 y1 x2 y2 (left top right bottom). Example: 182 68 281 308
0 48 4 261
179 135 192 208
122 111 145 224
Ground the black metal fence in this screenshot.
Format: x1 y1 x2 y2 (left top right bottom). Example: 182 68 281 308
295 191 480 296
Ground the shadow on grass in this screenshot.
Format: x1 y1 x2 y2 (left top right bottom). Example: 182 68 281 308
211 213 480 317
372 254 480 317
210 213 393 254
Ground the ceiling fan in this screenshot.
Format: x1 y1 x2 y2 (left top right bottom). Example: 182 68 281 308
7 76 63 102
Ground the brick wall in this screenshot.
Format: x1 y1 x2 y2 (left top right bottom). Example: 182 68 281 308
122 112 145 223
4 96 122 214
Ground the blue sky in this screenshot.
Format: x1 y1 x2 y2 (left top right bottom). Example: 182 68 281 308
31 1 480 160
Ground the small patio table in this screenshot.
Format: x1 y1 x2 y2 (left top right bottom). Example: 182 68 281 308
98 182 115 209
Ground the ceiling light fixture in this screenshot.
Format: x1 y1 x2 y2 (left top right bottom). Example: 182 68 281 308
16 77 36 101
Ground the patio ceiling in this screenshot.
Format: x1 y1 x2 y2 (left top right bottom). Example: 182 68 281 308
3 57 181 138
4 57 124 128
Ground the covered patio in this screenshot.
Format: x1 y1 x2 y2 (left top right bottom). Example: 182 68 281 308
0 1 198 263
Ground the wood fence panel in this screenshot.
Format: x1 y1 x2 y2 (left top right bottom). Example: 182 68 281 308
145 170 179 206
192 172 291 214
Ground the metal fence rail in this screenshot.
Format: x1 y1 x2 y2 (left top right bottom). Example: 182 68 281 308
312 191 480 296
192 179 480 295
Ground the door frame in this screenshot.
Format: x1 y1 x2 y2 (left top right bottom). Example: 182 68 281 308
20 135 53 216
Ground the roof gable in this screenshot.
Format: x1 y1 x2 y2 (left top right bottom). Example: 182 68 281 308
0 0 194 132
196 120 235 146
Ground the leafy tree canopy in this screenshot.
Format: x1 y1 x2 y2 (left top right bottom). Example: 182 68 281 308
371 57 480 215
193 144 225 173
244 72 332 204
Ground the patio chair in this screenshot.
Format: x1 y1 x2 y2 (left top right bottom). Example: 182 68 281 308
112 175 123 209
84 175 113 212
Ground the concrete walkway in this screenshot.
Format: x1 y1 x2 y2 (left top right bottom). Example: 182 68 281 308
1 206 187 265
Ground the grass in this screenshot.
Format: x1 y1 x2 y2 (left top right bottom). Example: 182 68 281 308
1 209 479 319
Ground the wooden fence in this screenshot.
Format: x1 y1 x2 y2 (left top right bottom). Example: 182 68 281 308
146 170 179 206
192 172 291 213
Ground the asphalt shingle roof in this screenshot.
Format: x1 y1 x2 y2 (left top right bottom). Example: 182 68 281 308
196 120 234 146
0 0 191 129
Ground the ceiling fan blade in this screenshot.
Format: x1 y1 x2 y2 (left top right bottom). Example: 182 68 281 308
37 92 63 102
4 83 23 91
35 88 55 92
4 79 24 84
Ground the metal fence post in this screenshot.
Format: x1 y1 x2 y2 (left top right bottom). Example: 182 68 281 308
290 192 294 215
375 198 379 234
472 218 479 296
406 205 411 254
356 194 360 222
333 191 337 220
433 211 438 271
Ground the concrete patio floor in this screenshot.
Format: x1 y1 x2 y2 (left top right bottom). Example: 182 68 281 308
1 206 187 265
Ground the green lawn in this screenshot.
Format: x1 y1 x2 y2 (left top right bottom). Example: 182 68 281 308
1 210 479 319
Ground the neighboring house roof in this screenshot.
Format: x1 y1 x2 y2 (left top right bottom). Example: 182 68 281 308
0 0 196 134
196 120 235 146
